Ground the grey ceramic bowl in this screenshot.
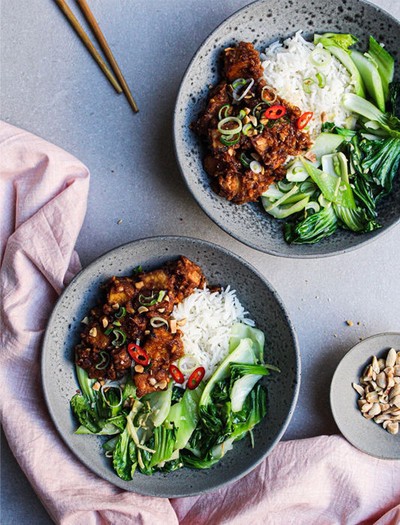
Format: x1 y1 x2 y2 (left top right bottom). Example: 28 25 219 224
42 236 300 497
330 332 400 460
173 0 400 258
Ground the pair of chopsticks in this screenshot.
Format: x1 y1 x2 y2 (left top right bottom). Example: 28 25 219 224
54 0 138 113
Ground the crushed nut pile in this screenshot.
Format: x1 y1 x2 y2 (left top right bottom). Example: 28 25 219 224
353 347 400 435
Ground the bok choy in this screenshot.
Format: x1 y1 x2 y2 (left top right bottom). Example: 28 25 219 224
70 322 279 480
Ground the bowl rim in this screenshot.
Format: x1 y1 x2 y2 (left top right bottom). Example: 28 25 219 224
173 0 400 259
41 234 302 496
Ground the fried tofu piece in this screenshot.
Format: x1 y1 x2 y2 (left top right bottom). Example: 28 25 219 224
137 268 171 291
171 256 206 302
143 327 184 368
223 41 264 82
106 276 136 306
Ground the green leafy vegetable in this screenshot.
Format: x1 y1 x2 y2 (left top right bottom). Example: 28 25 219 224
284 204 338 244
350 50 385 111
71 321 275 480
230 363 269 412
199 337 255 408
367 36 394 101
342 93 400 138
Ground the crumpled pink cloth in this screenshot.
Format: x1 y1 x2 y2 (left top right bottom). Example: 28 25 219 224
0 121 399 525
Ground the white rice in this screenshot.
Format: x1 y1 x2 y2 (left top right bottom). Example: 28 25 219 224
172 286 254 379
261 31 355 139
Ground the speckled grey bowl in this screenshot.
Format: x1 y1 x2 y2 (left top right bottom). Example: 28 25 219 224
330 332 400 460
173 0 400 258
42 236 300 497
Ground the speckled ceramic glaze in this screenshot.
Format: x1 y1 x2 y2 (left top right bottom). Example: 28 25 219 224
330 332 400 460
173 0 400 258
41 236 300 497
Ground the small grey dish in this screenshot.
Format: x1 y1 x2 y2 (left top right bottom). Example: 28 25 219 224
330 332 400 460
173 0 400 258
41 236 300 497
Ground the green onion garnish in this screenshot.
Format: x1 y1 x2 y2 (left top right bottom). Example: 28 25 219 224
219 133 241 146
303 78 315 94
138 290 166 306
250 160 262 174
316 71 326 88
309 48 332 67
239 152 252 168
111 328 127 348
218 104 231 120
95 351 110 370
242 123 254 136
115 306 126 319
217 116 243 135
231 78 247 90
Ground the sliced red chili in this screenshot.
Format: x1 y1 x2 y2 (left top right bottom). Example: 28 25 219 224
264 105 287 120
296 111 313 130
127 343 150 366
187 366 205 390
169 364 185 384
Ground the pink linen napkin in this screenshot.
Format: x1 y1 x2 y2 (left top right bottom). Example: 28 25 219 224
0 120 399 525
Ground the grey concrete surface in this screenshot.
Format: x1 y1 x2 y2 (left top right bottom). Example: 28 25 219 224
1 0 399 523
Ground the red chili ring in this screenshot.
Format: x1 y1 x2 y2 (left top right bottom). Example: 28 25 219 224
187 366 205 390
127 343 150 366
296 111 313 130
264 104 287 120
169 364 185 384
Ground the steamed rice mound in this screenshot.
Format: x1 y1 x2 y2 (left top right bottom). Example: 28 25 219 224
261 31 355 139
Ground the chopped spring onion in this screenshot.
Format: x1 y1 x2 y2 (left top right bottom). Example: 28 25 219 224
231 78 247 90
101 383 123 408
310 47 332 67
250 160 262 174
252 102 267 117
239 152 252 168
95 351 110 370
237 109 247 120
150 316 169 329
261 85 278 104
217 116 243 135
219 133 241 146
303 78 315 94
218 104 231 120
232 78 255 101
139 290 166 306
315 71 326 88
115 306 126 319
111 328 127 348
242 123 254 136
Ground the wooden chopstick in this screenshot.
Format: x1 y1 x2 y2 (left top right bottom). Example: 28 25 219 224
53 0 123 94
76 0 139 113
